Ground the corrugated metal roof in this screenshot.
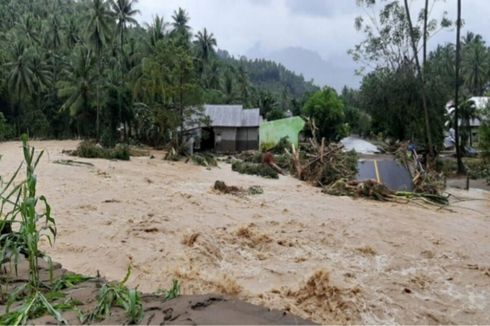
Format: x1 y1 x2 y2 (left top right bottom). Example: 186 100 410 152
204 105 244 127
185 105 262 130
241 108 262 127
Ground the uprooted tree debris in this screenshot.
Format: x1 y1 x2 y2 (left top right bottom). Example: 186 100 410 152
285 121 448 206
288 138 358 187
324 179 449 206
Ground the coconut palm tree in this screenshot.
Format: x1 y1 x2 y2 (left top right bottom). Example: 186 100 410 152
194 28 217 77
462 36 489 96
111 0 139 63
86 0 113 140
195 28 217 63
459 99 481 147
5 40 35 135
171 7 191 46
111 0 139 140
17 14 40 45
58 46 97 136
5 42 33 101
66 17 81 49
147 15 168 48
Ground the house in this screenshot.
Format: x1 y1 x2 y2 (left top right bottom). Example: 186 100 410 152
186 105 262 153
446 97 489 147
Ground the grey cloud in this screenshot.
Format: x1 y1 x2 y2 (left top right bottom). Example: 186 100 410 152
138 0 490 89
284 0 358 17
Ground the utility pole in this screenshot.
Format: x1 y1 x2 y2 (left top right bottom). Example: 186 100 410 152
455 0 465 174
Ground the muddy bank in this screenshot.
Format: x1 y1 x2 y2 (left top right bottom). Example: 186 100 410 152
1 140 489 324
1 259 312 325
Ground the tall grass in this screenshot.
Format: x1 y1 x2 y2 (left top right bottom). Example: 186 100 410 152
0 136 65 325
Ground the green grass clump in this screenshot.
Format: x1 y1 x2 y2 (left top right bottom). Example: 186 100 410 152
83 267 143 324
231 161 279 179
72 141 130 161
247 185 264 195
156 280 181 301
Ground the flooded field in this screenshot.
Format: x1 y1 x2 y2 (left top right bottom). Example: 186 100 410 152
1 140 489 324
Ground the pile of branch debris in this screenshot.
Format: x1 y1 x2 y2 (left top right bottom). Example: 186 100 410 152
288 137 358 187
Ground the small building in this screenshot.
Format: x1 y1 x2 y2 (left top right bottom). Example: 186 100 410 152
187 105 262 153
446 96 489 147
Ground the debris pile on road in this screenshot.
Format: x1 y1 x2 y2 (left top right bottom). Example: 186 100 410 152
288 122 358 187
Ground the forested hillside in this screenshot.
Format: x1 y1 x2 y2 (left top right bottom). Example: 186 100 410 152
0 0 317 145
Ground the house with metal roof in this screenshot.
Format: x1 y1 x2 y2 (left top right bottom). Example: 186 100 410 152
186 104 263 152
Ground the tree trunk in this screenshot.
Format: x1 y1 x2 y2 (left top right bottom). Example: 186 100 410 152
96 54 100 141
179 68 184 147
403 0 434 158
119 28 124 141
455 0 465 174
423 0 429 68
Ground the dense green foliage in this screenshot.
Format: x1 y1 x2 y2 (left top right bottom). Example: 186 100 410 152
349 0 490 150
0 0 316 146
302 88 347 141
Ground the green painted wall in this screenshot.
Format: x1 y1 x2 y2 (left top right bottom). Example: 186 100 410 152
259 117 305 149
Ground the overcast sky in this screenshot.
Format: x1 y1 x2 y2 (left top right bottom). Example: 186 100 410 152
137 0 490 90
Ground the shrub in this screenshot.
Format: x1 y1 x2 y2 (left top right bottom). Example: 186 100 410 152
191 153 217 167
261 137 292 153
231 161 279 179
72 141 130 161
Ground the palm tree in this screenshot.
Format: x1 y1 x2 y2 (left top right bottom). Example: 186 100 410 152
47 15 62 84
462 37 489 96
459 99 480 147
194 28 217 77
454 0 464 173
171 7 191 46
17 14 39 45
58 46 97 136
4 41 36 134
66 17 81 49
86 0 113 140
195 28 217 63
147 15 168 49
111 0 139 63
111 0 139 141
5 41 34 102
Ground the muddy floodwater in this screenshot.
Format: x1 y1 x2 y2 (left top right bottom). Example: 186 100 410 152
1 140 489 324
